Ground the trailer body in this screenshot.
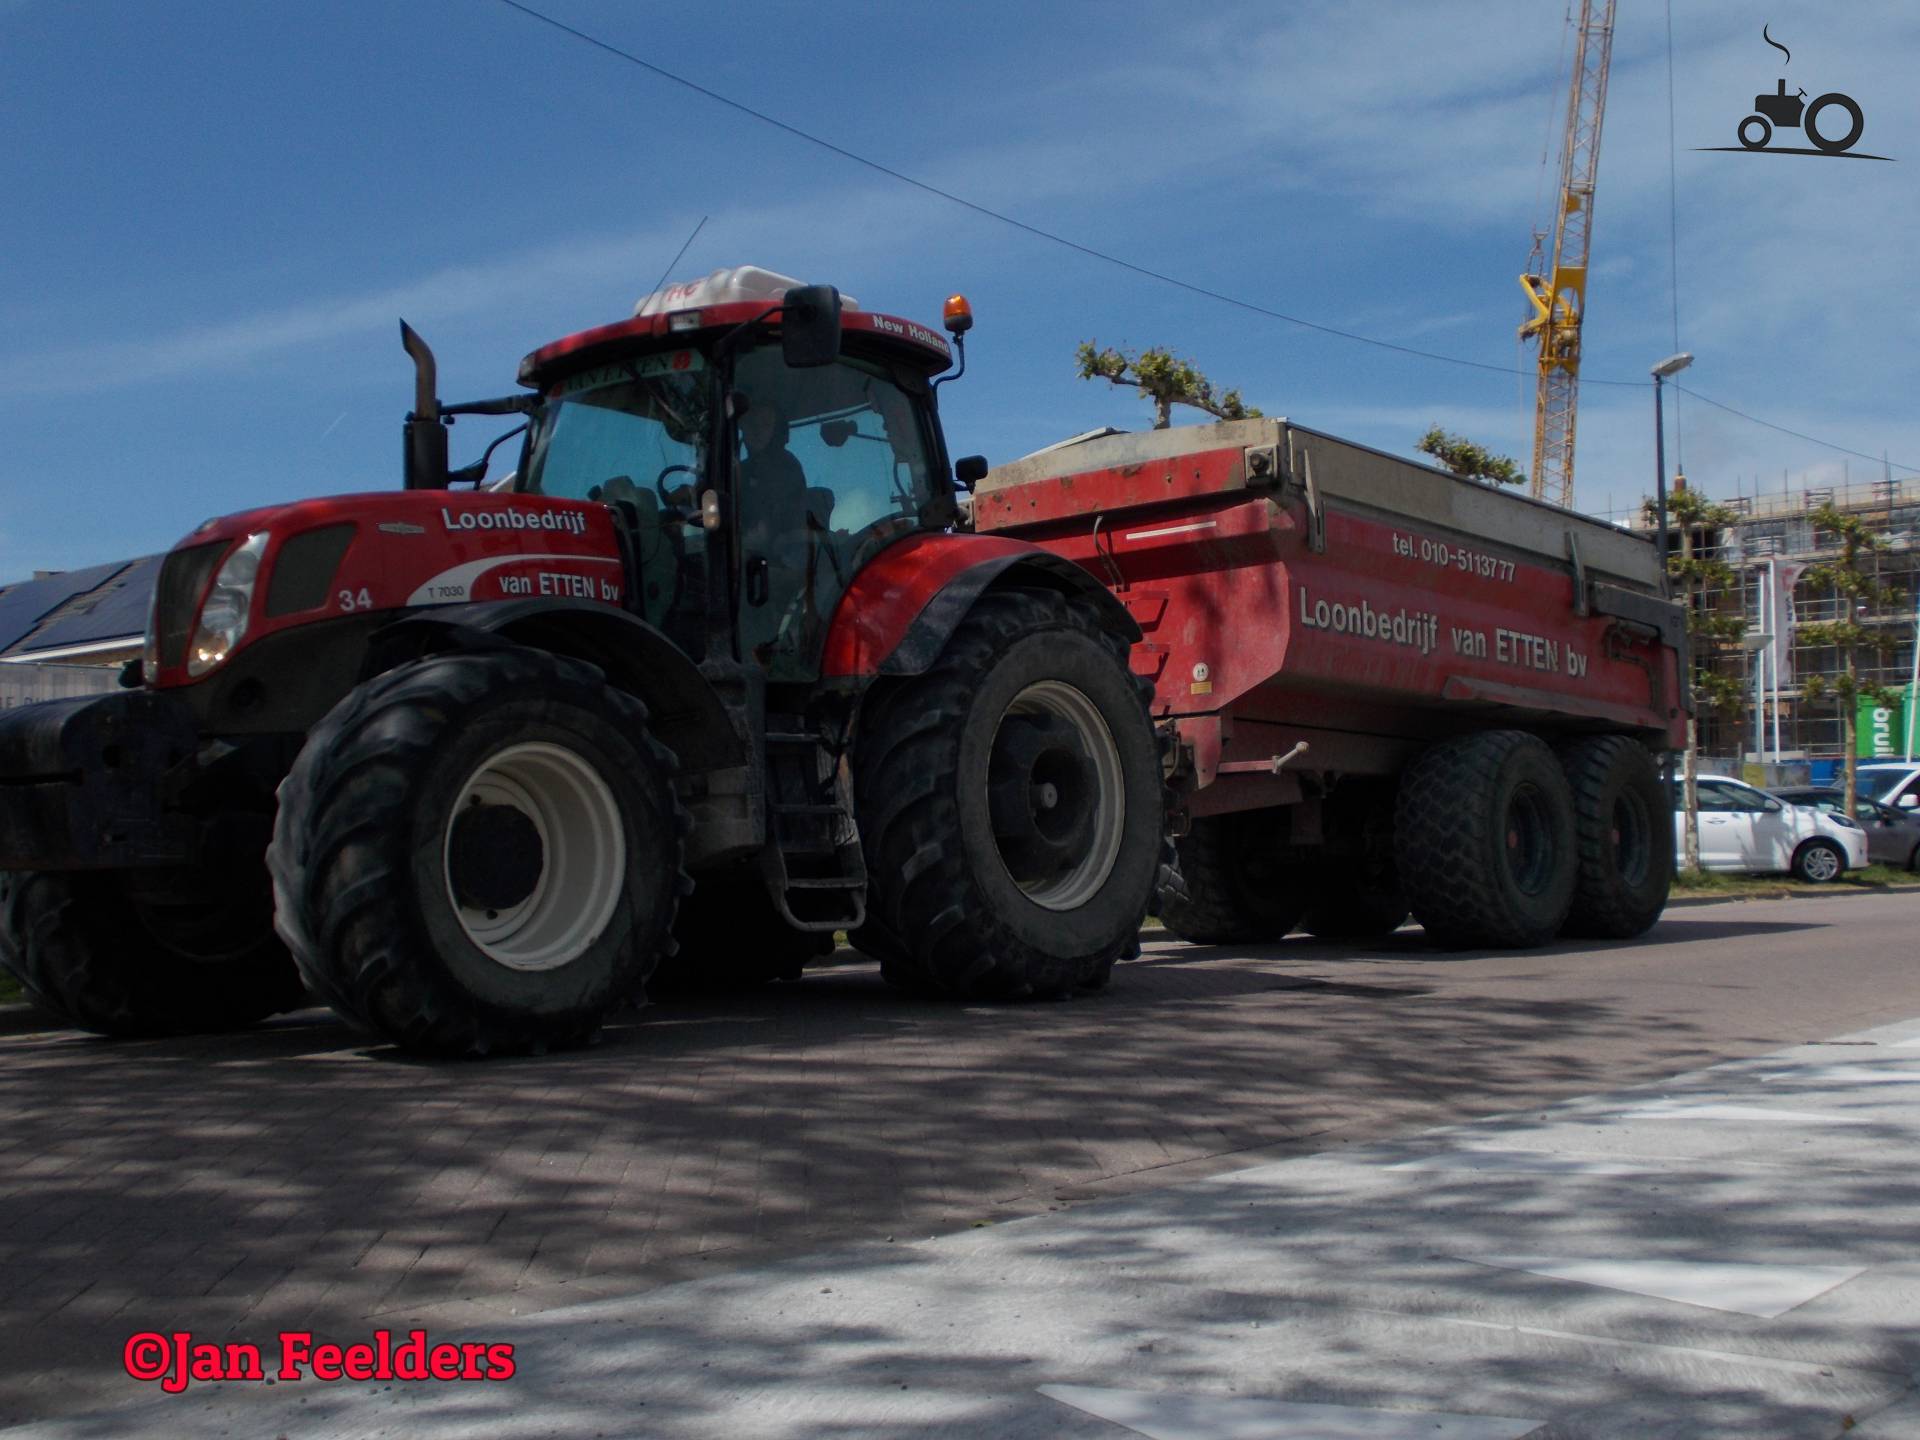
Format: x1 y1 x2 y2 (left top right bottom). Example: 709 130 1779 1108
976 418 1686 815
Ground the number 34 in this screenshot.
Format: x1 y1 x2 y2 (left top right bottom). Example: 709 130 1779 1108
338 587 375 612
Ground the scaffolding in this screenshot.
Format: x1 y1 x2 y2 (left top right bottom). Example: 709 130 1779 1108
1630 478 1920 765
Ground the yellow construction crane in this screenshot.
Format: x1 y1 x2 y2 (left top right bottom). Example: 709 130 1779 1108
1520 0 1617 509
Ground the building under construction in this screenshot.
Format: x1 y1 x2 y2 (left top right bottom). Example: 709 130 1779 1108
1635 475 1920 770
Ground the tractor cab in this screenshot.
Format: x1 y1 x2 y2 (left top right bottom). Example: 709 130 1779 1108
512 267 967 680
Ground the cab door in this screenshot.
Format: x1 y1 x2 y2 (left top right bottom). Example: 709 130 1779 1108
729 347 943 681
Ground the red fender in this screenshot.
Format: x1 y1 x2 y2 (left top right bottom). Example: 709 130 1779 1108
820 532 1138 679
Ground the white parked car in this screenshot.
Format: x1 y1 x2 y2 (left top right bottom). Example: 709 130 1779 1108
1674 775 1868 882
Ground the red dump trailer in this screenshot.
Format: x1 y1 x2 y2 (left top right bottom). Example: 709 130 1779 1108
973 418 1689 949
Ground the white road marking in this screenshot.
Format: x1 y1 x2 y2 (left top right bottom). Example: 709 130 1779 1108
1038 1385 1544 1439
1611 1101 1872 1123
1462 1255 1866 1318
1761 1063 1920 1087
1384 1148 1657 1175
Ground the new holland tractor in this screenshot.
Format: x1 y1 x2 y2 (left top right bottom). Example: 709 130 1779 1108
0 268 1164 1055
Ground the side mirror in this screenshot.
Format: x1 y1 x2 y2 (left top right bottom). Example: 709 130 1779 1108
782 285 842 369
1900 793 1918 810
954 455 989 490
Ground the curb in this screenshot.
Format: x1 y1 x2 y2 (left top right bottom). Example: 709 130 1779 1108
1665 882 1920 908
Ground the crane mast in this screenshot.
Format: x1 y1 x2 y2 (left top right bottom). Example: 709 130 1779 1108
1520 0 1617 509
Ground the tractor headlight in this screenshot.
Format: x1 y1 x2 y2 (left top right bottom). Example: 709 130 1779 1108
187 532 269 677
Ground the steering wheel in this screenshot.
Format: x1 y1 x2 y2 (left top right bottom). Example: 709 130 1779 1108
656 464 698 506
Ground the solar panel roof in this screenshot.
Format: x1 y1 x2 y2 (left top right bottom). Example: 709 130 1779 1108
13 555 160 654
0 560 133 654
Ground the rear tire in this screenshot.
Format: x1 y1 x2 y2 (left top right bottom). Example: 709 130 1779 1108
0 859 302 1037
1159 809 1312 944
1396 730 1576 948
1791 838 1844 884
853 588 1161 999
1557 735 1672 938
269 648 687 1056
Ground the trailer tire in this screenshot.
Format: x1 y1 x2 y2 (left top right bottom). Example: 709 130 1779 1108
1556 735 1672 938
0 861 303 1037
1396 730 1576 948
269 648 687 1056
1159 811 1311 944
854 587 1161 998
658 865 830 992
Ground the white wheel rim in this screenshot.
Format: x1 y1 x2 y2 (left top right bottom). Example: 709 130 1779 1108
987 679 1127 912
442 741 625 971
1803 846 1839 882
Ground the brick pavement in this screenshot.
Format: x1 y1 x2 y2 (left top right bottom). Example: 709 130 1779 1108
3 905 1918 1426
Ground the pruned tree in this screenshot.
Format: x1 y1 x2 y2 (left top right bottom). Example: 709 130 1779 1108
1076 343 1262 429
1417 427 1527 487
1794 502 1905 817
1644 485 1744 871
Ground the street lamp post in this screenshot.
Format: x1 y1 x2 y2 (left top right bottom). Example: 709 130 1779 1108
1651 352 1693 593
1651 352 1695 866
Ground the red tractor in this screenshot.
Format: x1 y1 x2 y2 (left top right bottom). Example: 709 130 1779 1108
0 269 1164 1055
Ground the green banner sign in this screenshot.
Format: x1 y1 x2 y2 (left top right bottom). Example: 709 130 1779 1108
1858 684 1919 759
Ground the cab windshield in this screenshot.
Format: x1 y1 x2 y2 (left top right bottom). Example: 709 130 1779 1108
520 352 709 505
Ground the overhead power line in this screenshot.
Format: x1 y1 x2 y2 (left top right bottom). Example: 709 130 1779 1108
1677 387 1918 475
492 0 1918 475
492 0 1585 383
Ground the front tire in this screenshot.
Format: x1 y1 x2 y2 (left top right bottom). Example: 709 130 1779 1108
0 858 302 1037
1396 730 1576 948
1791 838 1845 884
269 648 687 1056
853 587 1161 998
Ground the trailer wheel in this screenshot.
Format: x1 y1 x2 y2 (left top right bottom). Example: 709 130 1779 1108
1396 730 1576 948
269 648 687 1056
0 858 302 1037
1158 810 1311 944
657 865 831 992
854 587 1161 998
1556 735 1672 938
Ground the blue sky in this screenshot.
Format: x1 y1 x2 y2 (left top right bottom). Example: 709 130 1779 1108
2 1 1915 581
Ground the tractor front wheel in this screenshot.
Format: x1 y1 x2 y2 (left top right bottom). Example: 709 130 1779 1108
268 647 687 1056
0 854 303 1037
854 588 1162 998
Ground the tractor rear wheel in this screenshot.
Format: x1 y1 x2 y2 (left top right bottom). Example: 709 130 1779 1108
1159 809 1312 944
1396 730 1576 948
0 855 303 1037
269 647 687 1056
853 588 1161 998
